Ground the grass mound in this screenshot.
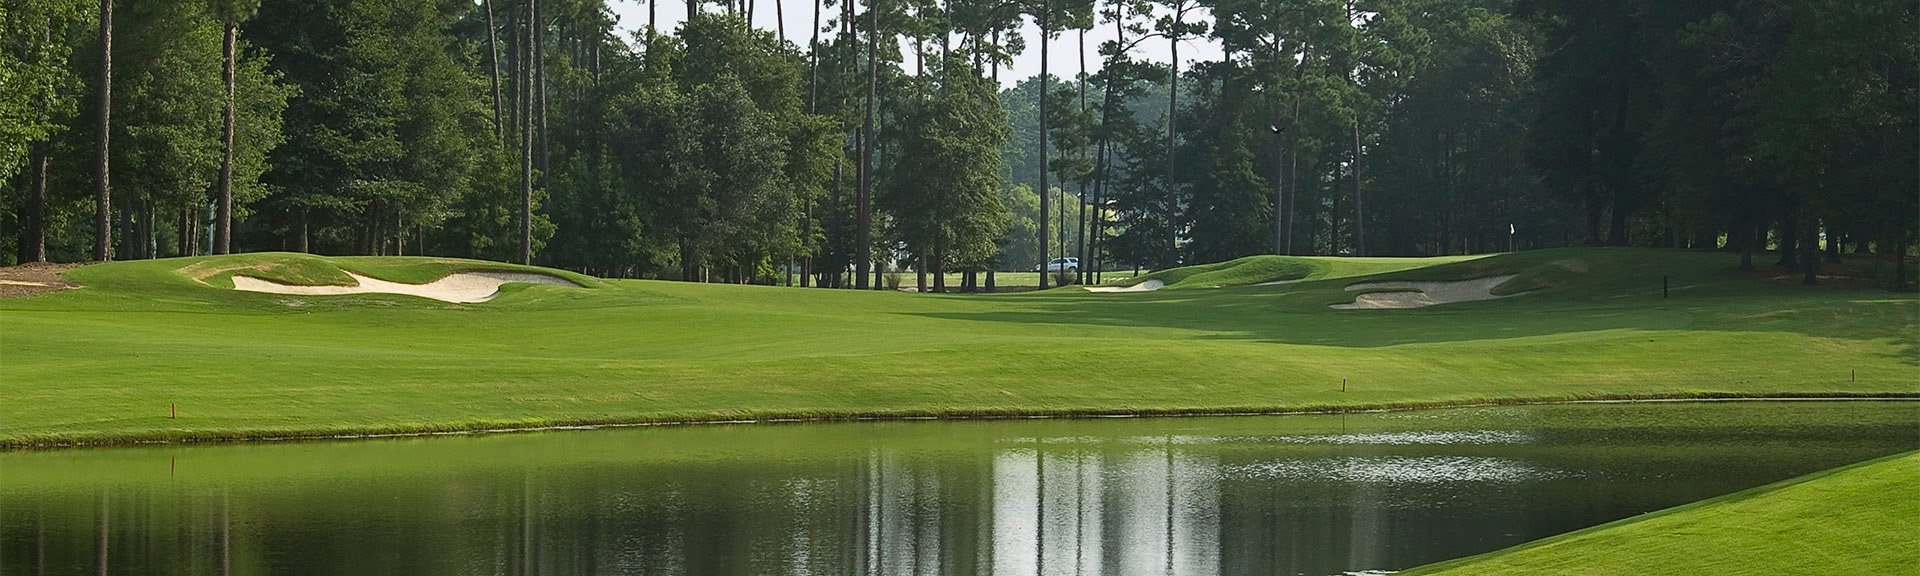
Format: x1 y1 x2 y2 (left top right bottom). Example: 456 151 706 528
1112 253 1492 290
1402 451 1920 576
177 252 601 289
1120 255 1323 289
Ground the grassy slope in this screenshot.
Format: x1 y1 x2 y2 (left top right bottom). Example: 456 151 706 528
1402 451 1920 576
178 251 604 288
1 248 1915 446
1117 253 1486 289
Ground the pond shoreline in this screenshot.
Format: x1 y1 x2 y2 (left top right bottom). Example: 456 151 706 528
8 390 1916 452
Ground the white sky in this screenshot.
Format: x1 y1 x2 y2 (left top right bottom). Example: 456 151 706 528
605 0 1225 88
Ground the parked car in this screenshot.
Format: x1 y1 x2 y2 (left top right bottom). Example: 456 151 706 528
1035 257 1079 274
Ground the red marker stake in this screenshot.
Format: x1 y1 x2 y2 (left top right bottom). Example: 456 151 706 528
1342 378 1347 392
170 403 176 419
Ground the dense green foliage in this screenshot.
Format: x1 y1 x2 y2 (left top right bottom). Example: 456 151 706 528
2 0 1912 292
1403 450 1920 576
2 248 1913 446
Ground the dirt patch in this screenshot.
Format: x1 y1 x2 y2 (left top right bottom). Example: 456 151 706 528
1332 275 1520 310
0 262 84 298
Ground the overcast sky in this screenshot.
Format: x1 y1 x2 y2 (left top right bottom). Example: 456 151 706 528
605 0 1225 88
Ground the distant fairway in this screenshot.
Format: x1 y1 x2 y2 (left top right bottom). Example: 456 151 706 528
1 248 1914 447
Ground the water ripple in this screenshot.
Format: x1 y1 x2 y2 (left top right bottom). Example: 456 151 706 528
1227 456 1562 484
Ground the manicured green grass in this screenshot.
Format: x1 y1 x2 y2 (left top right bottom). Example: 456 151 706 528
1111 253 1487 289
1 247 1914 447
1401 450 1920 576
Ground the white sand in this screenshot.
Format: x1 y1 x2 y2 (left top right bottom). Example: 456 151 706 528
1084 279 1166 293
231 271 580 303
1331 275 1519 309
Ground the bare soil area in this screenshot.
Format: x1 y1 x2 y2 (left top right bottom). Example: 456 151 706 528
0 262 83 298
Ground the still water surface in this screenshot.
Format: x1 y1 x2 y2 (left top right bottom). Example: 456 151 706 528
2 401 1916 575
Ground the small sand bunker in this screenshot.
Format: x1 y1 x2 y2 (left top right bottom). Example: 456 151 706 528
1084 279 1166 293
1331 275 1518 310
231 271 579 303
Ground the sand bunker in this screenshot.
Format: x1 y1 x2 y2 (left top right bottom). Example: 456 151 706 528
1084 279 1166 293
1331 275 1518 310
231 271 580 303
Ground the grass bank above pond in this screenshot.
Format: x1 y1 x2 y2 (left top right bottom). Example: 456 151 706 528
1 248 1915 447
1401 450 1920 576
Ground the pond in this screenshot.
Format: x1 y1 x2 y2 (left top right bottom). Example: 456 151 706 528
3 401 1915 575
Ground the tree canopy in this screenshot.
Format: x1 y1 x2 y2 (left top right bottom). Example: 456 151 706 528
2 0 1911 289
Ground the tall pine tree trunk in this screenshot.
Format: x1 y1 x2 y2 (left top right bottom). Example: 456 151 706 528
1346 2 1364 257
933 240 946 293
1775 216 1798 268
140 198 155 259
1272 128 1283 254
1076 29 1088 284
177 208 190 256
1038 0 1051 289
1352 118 1364 256
1801 219 1819 285
1330 156 1342 255
519 0 535 265
94 0 113 262
855 0 875 290
485 0 503 139
535 0 549 190
215 22 236 254
1164 4 1179 267
20 25 50 263
802 0 821 288
21 140 47 263
1824 224 1842 263
1090 11 1128 281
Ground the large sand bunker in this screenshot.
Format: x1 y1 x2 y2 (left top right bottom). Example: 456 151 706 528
1084 279 1166 293
231 271 580 303
1331 275 1518 310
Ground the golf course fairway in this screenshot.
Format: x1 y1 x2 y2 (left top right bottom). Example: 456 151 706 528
1 247 1914 447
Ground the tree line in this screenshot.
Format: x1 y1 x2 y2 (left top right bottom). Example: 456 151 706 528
3 0 1913 290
